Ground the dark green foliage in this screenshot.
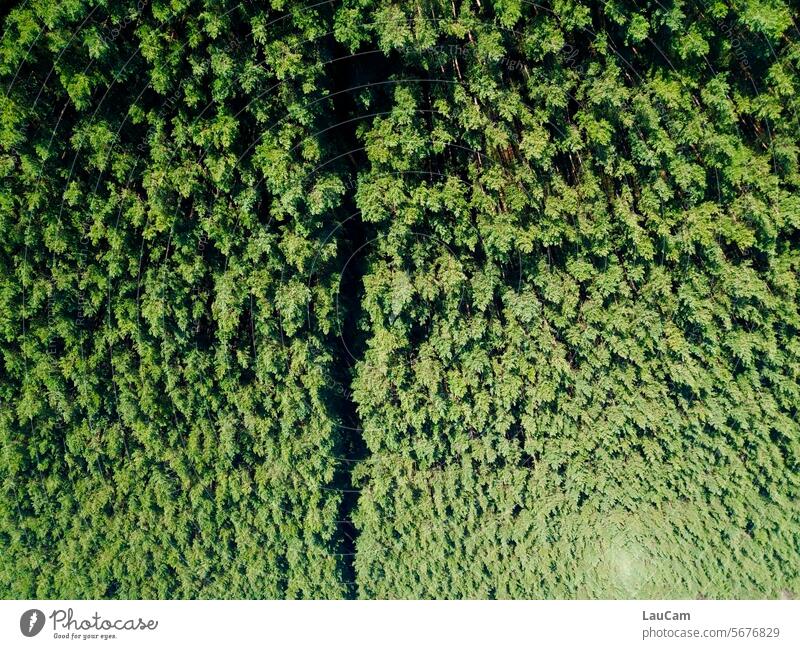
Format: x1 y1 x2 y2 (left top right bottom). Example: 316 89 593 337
1 0 799 599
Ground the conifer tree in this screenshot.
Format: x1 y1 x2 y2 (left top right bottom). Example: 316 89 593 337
338 0 800 598
0 0 351 598
0 0 798 599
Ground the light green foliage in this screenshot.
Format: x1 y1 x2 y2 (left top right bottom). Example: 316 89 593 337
344 0 800 598
0 0 349 598
0 0 798 599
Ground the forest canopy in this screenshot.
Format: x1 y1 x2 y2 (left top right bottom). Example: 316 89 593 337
0 0 798 599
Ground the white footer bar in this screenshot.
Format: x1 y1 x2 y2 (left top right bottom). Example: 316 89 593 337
1 600 797 649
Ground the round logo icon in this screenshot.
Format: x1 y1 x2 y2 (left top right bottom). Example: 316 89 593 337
20 609 45 637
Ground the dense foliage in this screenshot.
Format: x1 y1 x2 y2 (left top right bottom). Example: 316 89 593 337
0 0 352 598
1 0 798 598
